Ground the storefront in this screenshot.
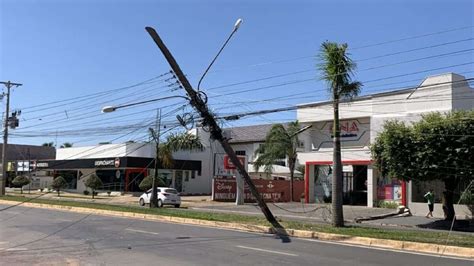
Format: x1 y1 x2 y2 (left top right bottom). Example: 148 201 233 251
34 156 201 193
297 73 473 208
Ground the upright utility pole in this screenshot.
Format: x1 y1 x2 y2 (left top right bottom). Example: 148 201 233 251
145 27 284 231
149 109 161 208
0 81 22 196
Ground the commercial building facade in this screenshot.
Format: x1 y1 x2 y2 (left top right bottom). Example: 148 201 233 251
296 73 473 217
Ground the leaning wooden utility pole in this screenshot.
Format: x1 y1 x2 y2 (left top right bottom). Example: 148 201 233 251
145 27 284 231
0 81 22 196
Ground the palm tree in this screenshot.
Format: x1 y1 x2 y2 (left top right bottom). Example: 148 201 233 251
254 122 301 201
159 133 204 169
318 41 362 227
60 142 73 148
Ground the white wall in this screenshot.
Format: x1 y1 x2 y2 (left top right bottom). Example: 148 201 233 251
56 143 154 160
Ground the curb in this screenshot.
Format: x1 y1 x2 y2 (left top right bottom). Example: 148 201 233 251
0 199 472 259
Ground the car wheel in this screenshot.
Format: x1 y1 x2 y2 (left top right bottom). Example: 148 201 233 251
139 198 145 207
157 199 163 208
174 204 180 208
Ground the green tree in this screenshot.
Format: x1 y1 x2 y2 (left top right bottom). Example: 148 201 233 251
371 110 474 220
318 41 362 227
11 175 30 194
42 142 54 147
84 173 103 199
254 122 301 201
60 142 73 148
139 175 166 191
159 133 204 168
51 176 68 197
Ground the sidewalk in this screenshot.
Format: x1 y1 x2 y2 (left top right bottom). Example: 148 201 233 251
8 191 472 233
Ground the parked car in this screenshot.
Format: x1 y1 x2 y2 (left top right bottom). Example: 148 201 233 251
139 187 181 208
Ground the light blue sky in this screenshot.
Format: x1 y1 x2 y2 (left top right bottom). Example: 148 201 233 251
1 0 473 146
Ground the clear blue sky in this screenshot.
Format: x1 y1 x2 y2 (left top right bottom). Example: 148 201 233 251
1 0 473 146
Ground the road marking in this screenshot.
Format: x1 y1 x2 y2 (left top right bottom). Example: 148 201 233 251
4 248 28 251
125 228 159 235
236 245 298 257
299 238 474 262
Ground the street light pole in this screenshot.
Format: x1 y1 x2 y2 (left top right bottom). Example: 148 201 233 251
145 26 286 233
149 109 161 208
197 18 243 91
0 81 22 196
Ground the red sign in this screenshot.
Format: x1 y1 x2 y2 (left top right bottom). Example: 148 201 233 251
223 155 246 170
213 178 304 202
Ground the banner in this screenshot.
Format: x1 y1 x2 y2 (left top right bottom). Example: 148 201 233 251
213 178 304 202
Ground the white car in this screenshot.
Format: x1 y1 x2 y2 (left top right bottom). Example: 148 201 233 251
139 187 181 208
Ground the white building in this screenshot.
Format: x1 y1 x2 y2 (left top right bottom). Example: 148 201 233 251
297 73 473 217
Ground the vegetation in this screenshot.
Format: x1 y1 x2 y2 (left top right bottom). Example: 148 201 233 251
2 195 473 248
60 142 73 148
318 41 362 227
11 175 30 194
51 176 68 197
84 174 103 199
139 175 166 191
42 142 54 147
371 110 474 220
254 121 302 201
159 133 204 168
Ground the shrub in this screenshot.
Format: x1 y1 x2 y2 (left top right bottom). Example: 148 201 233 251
376 200 399 209
12 175 30 194
139 175 165 191
84 174 103 199
83 190 90 195
51 176 68 197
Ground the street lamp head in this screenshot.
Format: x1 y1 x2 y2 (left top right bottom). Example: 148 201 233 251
234 18 243 31
101 106 117 113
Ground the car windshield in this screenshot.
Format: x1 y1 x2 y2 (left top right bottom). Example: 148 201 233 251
164 189 178 194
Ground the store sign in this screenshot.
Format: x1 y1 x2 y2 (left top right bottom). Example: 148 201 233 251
114 157 120 168
17 161 30 172
327 120 360 139
213 178 304 202
223 155 246 170
36 162 49 168
94 159 115 167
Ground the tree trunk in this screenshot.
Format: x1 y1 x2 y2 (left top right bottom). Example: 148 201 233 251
332 96 344 227
443 179 458 221
92 189 95 199
289 158 295 202
20 187 23 194
57 189 60 197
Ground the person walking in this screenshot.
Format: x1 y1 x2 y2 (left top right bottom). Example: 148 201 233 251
424 189 435 218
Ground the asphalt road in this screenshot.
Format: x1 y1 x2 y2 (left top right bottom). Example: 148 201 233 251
0 204 471 266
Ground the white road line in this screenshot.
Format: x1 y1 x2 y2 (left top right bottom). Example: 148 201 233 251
236 245 298 257
299 238 474 261
125 228 159 235
4 248 28 251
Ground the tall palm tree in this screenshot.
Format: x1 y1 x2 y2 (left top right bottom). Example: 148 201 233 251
159 133 204 169
254 122 301 201
318 41 362 227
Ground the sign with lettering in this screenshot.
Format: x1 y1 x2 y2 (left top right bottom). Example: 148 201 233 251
94 159 115 167
327 120 360 139
213 178 304 202
223 155 246 170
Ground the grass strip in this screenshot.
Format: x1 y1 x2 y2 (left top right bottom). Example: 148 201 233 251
1 195 472 248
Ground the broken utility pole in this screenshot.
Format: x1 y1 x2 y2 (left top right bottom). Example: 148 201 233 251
145 26 285 232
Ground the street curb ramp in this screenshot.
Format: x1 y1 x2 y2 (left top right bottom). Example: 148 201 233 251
0 199 471 259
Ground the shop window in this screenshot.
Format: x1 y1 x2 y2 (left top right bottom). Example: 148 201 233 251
191 171 196 179
236 150 246 156
184 171 190 182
